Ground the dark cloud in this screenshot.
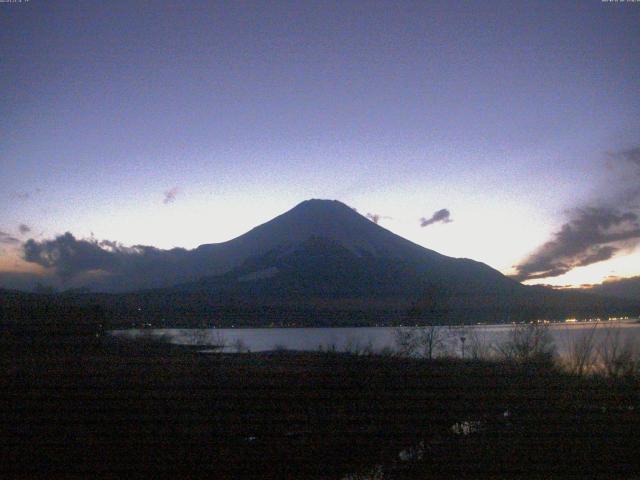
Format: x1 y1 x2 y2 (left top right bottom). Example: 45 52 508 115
0 231 21 245
163 187 180 204
513 144 640 282
22 232 190 287
511 208 640 282
420 209 452 227
23 233 114 280
575 246 618 267
18 224 31 235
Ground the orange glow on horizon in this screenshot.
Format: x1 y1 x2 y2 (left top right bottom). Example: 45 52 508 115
0 248 47 275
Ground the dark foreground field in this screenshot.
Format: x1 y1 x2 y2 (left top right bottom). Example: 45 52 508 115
1 336 639 479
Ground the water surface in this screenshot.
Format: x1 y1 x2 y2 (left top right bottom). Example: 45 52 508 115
112 320 640 360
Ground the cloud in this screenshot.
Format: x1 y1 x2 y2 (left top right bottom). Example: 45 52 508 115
23 233 115 280
420 209 452 227
366 213 380 224
18 224 31 235
513 144 640 282
512 207 640 282
0 231 21 245
163 187 180 204
366 213 392 224
21 232 191 289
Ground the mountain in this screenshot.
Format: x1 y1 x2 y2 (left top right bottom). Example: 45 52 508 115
187 199 521 294
73 198 517 293
577 276 640 302
135 199 636 325
27 199 512 293
3 199 638 326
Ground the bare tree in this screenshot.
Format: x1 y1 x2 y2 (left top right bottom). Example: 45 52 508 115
563 323 599 375
416 325 446 359
597 324 638 378
494 323 555 363
184 329 209 345
434 327 461 358
210 330 228 351
393 327 418 357
466 329 494 360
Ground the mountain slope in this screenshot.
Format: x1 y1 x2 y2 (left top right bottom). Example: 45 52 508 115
184 236 520 300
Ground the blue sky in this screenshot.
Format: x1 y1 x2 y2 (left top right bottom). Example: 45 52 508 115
1 0 639 289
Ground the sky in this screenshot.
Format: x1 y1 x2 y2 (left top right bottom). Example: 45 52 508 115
1 0 639 291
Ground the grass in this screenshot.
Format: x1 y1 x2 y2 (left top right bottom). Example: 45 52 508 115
1 334 639 478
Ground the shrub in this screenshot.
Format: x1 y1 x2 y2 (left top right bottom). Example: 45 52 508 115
344 337 375 356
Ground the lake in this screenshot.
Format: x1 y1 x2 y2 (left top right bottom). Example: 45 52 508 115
111 320 640 361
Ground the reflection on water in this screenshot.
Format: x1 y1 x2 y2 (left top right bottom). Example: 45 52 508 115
112 320 640 360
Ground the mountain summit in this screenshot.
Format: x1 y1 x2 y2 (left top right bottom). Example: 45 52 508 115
195 199 443 267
